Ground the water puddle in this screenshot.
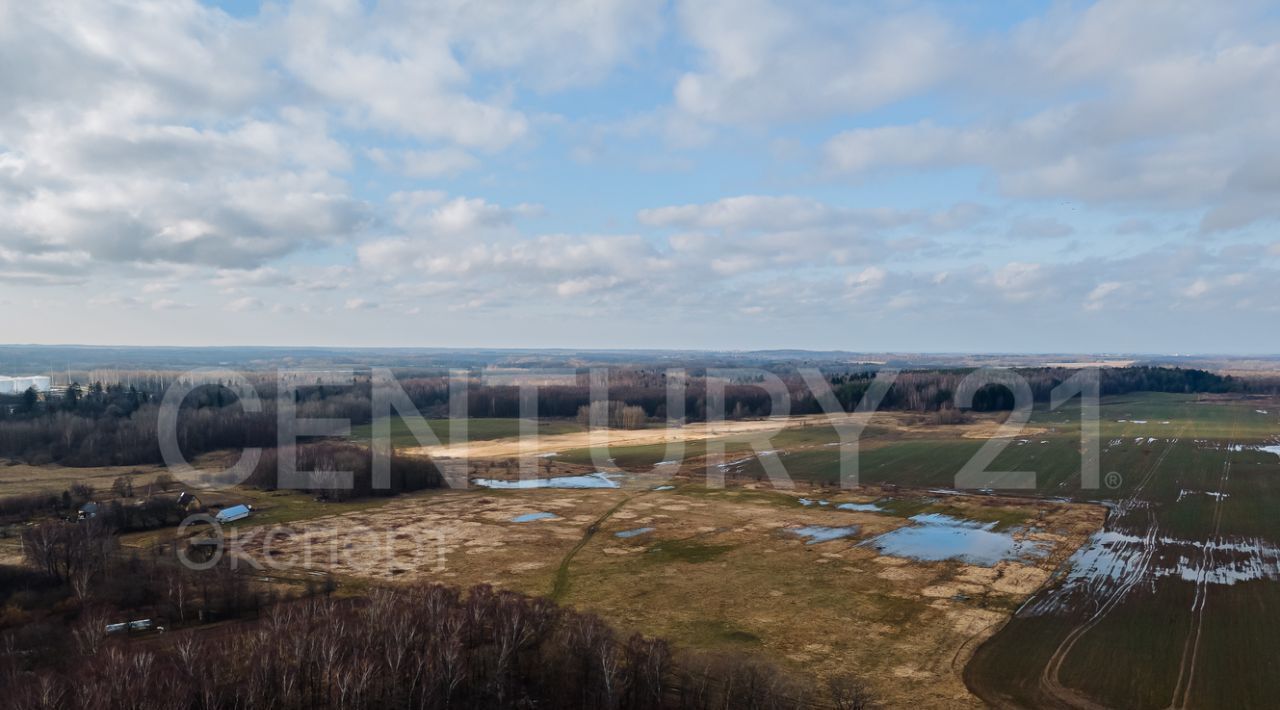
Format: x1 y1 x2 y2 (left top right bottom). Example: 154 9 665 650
860 513 1048 566
615 527 655 538
652 485 675 491
474 472 621 489
790 525 860 544
836 501 884 512
512 512 558 522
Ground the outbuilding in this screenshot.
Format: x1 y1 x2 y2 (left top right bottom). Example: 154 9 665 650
215 504 252 523
78 502 99 520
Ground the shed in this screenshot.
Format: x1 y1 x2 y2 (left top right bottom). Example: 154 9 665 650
176 491 202 510
215 504 252 523
78 502 99 520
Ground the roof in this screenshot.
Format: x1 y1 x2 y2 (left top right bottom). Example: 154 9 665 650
215 504 251 522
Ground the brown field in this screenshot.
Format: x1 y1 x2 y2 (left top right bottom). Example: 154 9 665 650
0 459 170 497
408 410 1042 462
227 479 1103 708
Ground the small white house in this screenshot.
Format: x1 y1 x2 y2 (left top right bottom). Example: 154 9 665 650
215 504 252 523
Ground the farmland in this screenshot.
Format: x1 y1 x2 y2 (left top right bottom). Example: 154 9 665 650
6 389 1277 708
340 391 1280 708
543 392 1280 708
964 394 1280 709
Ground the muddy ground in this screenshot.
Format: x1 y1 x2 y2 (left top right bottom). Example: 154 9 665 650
231 477 1102 708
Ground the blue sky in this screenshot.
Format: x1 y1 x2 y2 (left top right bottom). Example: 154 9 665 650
1 1 1278 353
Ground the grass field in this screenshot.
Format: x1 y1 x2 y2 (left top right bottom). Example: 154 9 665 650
228 478 1099 708
0 461 170 497
959 394 1280 709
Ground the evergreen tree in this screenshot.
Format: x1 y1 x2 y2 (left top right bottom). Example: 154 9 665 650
19 386 38 413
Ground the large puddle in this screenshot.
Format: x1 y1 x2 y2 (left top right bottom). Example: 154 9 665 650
511 512 558 523
789 525 860 544
798 498 885 512
615 527 655 538
860 513 1049 566
473 473 621 489
836 501 884 512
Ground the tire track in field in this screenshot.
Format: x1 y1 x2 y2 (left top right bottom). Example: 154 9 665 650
1037 415 1190 708
1167 415 1239 709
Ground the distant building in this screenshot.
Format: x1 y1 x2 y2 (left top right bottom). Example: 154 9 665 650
215 504 252 523
78 502 99 520
0 376 52 394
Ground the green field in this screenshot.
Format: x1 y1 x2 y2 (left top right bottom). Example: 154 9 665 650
349 416 583 448
955 394 1280 709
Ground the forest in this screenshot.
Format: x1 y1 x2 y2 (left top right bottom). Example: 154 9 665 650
0 366 1249 468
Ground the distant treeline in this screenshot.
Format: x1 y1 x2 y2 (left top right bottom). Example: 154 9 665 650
0 379 369 467
823 365 1240 413
0 366 1254 467
392 365 1245 417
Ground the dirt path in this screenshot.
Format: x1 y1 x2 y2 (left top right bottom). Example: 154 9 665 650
550 494 636 601
410 415 861 460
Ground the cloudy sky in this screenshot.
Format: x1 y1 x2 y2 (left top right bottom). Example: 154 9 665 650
2 1 1278 353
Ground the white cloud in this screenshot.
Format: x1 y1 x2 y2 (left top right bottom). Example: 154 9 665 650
212 267 290 290
1084 281 1125 311
380 147 482 179
387 194 542 238
674 0 952 124
845 266 887 300
990 262 1042 302
1184 278 1211 299
279 2 533 150
225 296 264 312
822 4 1280 231
344 298 377 311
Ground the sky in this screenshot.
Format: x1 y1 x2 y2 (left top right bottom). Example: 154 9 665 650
1 0 1278 353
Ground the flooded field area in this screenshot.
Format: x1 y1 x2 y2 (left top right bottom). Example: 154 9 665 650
226 478 1100 708
861 513 1050 567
